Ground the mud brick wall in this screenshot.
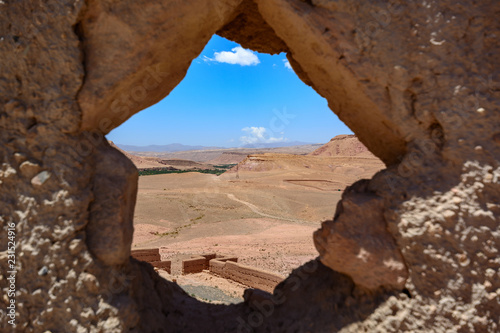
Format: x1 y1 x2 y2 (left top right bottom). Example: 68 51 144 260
182 253 220 274
131 248 171 273
209 258 284 293
182 257 207 274
208 256 238 276
131 248 161 262
150 260 171 274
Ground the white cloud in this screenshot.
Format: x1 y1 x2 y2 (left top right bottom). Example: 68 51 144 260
240 127 287 145
204 46 260 66
283 59 293 71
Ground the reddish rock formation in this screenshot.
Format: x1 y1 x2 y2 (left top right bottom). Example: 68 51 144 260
309 134 375 157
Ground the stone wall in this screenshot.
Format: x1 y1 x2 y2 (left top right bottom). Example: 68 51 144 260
131 248 161 263
131 248 171 274
181 253 220 274
182 254 283 292
210 259 284 293
0 0 498 332
180 253 283 293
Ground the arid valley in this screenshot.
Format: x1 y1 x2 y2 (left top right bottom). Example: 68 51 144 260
123 135 384 303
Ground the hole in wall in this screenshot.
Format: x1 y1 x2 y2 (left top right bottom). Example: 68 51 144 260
402 288 412 298
106 35 384 304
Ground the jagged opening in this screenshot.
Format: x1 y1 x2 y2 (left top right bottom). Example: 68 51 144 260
75 0 412 329
106 34 384 303
79 0 406 165
7 0 497 331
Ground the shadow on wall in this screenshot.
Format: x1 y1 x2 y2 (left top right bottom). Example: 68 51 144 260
183 253 285 293
131 248 171 273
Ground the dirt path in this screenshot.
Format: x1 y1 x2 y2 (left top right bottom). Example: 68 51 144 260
283 179 344 191
225 193 307 224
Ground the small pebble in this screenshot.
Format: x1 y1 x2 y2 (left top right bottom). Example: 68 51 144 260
38 266 48 276
31 171 50 186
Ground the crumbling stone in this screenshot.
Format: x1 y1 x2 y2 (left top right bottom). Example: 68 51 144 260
1 0 498 332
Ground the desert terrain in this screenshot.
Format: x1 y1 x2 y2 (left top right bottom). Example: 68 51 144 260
9 4 496 331
128 135 385 303
128 143 325 164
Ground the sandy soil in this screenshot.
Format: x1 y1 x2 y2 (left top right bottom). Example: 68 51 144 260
158 270 247 304
131 170 332 276
131 152 384 301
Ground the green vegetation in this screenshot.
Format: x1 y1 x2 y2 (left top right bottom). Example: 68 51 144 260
212 164 237 170
138 164 237 177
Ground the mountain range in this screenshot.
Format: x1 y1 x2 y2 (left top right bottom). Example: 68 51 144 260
116 141 316 152
115 143 222 153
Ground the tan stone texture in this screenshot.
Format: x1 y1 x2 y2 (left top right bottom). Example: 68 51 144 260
1 0 499 332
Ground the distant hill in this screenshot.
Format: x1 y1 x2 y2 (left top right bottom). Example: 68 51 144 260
222 135 384 182
115 143 222 153
116 141 320 152
109 141 169 168
112 137 379 167
118 144 324 163
208 152 249 165
109 141 214 170
309 135 376 158
223 153 385 189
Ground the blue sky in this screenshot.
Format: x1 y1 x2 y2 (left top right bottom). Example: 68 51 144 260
107 35 351 147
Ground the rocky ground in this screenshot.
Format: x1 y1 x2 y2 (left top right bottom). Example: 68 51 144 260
131 147 384 299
